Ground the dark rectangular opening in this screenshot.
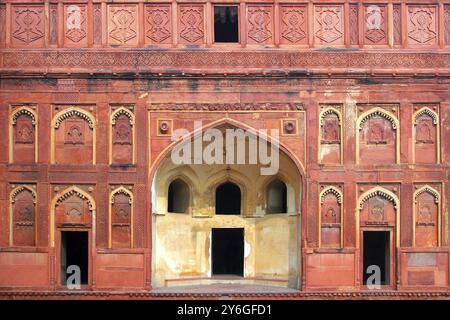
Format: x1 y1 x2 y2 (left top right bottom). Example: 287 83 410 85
212 228 244 276
61 231 89 286
214 6 239 43
363 231 390 286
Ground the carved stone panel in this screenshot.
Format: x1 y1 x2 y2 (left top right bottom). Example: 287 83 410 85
350 4 359 45
280 6 307 45
93 4 102 45
364 5 387 45
314 5 344 45
49 4 58 45
145 5 172 45
407 6 438 46
247 6 274 45
13 113 35 163
11 5 45 47
12 187 36 246
445 5 450 45
415 191 438 247
64 4 88 46
0 5 5 46
178 5 205 45
108 5 138 46
111 192 132 248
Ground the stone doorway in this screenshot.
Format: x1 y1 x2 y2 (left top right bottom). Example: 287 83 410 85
362 230 391 287
60 231 89 286
211 228 244 276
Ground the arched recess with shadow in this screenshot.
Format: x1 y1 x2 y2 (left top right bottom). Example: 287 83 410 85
150 119 304 290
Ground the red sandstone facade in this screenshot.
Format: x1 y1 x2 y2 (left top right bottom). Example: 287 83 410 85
0 0 450 299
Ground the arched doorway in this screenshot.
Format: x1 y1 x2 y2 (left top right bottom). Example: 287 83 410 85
150 123 303 289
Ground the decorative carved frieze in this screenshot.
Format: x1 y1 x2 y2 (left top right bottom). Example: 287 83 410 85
148 103 302 111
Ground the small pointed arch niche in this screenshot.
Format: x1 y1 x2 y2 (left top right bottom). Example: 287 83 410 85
51 106 97 165
215 181 242 215
167 177 191 214
413 185 441 247
110 106 135 165
318 185 343 248
9 185 37 247
9 106 38 163
413 106 440 164
266 178 288 214
318 105 343 165
109 186 134 248
356 106 400 165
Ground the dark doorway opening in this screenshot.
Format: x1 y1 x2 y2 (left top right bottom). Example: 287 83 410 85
212 228 244 276
214 6 239 43
216 182 241 215
363 231 390 286
61 231 89 286
168 178 189 213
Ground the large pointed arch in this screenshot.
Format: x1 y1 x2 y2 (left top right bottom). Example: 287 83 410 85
50 186 96 247
356 107 400 164
356 186 400 248
51 107 97 164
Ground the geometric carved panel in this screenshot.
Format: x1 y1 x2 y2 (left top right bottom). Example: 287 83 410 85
145 5 172 45
407 6 438 46
55 193 93 227
178 5 205 44
364 5 388 45
64 4 88 46
11 5 45 47
314 5 344 45
280 6 307 45
247 6 274 45
360 195 396 227
108 5 138 46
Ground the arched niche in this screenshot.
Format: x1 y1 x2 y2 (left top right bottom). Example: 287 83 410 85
319 106 343 165
9 106 38 163
413 185 440 247
357 186 400 248
51 107 96 165
266 178 287 214
9 185 37 246
356 107 400 165
50 186 96 248
215 181 241 215
110 106 135 165
413 107 439 164
168 178 190 214
109 186 134 248
319 186 343 248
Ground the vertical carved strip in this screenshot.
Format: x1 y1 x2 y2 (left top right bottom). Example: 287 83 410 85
350 4 359 45
93 4 102 45
49 4 58 45
0 5 6 47
445 5 450 45
393 4 402 45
